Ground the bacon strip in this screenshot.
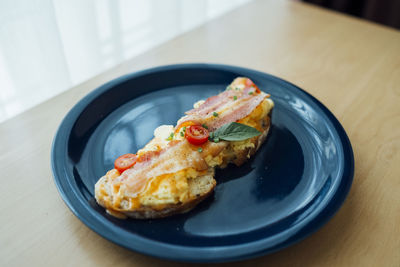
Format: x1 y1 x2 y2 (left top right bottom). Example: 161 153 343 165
178 90 267 131
207 93 266 131
185 85 256 117
185 89 235 116
116 140 208 196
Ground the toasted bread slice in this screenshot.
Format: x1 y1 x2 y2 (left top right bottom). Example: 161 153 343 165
94 77 273 219
95 169 216 219
95 120 270 219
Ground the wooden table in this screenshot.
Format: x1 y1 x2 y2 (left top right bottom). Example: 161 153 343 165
1 0 399 266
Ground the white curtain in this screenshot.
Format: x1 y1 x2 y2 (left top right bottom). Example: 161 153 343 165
0 0 251 122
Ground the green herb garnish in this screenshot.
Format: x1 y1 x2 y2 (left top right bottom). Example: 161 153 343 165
166 132 174 141
213 112 218 117
233 95 237 100
248 91 254 95
202 124 208 129
210 122 261 142
180 131 184 137
198 147 203 152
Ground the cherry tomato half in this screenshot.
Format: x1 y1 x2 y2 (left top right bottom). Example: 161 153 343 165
174 120 198 134
245 78 261 93
114 153 137 173
185 125 209 146
245 78 255 87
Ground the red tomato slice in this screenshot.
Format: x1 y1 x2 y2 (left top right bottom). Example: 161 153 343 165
114 153 137 173
185 125 209 146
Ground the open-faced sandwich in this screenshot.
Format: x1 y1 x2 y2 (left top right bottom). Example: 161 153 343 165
95 77 274 219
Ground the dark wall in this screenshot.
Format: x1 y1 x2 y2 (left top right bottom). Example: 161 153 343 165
303 0 400 29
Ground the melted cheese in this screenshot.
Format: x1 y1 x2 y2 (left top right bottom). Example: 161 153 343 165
238 98 274 130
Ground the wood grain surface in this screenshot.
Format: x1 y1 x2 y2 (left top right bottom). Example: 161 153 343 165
1 0 399 266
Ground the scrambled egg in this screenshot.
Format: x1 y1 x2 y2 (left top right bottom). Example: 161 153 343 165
140 168 203 208
98 167 211 212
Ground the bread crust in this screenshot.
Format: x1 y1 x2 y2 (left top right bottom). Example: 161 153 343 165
233 124 270 166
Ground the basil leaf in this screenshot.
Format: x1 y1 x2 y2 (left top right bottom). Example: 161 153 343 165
212 122 261 141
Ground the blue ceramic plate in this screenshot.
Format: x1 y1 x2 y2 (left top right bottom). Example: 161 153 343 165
51 64 354 263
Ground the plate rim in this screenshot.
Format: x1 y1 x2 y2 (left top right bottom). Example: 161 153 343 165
51 63 354 263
